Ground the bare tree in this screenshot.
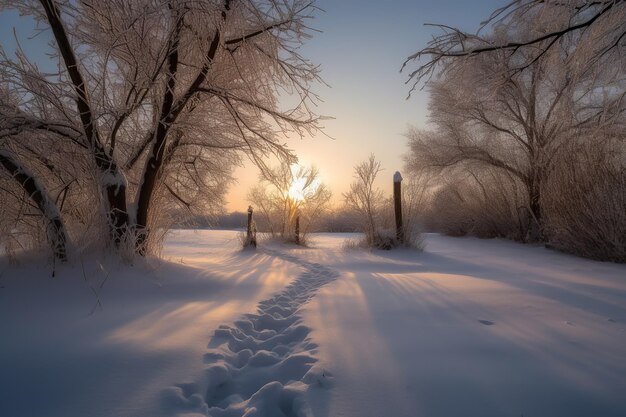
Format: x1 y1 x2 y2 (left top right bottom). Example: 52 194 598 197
0 0 323 256
405 10 626 238
403 0 626 258
343 155 385 245
403 0 626 93
248 162 331 243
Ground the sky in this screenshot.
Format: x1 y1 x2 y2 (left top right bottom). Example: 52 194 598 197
228 0 504 211
0 0 505 212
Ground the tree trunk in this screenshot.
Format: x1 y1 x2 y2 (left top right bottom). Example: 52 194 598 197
135 5 226 254
295 212 300 245
527 176 543 241
103 173 129 247
135 8 196 254
529 184 542 224
40 0 129 248
0 151 68 261
135 153 157 254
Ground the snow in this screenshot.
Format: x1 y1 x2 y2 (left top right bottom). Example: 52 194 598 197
0 231 297 417
0 149 63 221
1 231 626 417
304 234 626 417
100 169 128 190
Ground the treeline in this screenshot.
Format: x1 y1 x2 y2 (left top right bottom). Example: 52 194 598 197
209 206 410 235
205 155 426 248
189 210 358 233
402 1 626 262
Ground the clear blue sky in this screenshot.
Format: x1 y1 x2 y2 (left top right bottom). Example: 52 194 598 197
0 0 505 210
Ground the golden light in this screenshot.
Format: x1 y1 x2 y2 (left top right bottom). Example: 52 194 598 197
288 176 308 202
287 164 320 203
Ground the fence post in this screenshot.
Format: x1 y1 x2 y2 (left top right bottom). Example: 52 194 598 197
394 171 404 244
295 210 300 245
247 205 256 248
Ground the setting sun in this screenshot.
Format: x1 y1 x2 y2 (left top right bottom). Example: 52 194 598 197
288 176 307 202
287 164 321 203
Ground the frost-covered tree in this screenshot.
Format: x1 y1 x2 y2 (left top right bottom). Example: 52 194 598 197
248 162 331 242
405 7 626 239
403 0 626 92
0 0 322 257
343 155 385 245
402 0 626 258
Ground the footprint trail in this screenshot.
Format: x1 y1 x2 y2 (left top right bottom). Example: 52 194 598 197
165 248 338 417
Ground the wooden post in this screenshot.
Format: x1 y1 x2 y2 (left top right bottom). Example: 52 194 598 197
393 171 404 244
247 205 256 248
295 210 300 245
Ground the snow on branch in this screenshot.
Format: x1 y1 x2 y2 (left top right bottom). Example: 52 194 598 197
402 0 626 95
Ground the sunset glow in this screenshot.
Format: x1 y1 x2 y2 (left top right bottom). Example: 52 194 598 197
288 164 320 203
288 176 308 202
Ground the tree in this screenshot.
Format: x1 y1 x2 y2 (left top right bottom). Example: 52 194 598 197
248 162 331 242
403 0 626 93
0 0 323 256
0 150 68 261
343 155 385 245
404 8 626 238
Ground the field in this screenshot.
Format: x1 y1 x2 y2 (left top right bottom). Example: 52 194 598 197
1 230 625 417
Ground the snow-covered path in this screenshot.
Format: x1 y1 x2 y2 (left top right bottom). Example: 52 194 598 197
1 231 626 417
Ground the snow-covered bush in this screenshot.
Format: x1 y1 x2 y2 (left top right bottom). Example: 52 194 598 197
543 140 626 263
422 170 528 240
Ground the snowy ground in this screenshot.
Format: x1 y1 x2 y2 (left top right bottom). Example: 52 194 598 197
1 230 625 417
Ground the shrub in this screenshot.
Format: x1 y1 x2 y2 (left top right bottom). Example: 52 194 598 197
543 140 626 262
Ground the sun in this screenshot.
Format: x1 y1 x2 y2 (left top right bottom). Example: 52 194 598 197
288 175 307 202
287 164 320 203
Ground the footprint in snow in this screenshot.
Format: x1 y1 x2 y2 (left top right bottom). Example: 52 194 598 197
165 248 338 417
